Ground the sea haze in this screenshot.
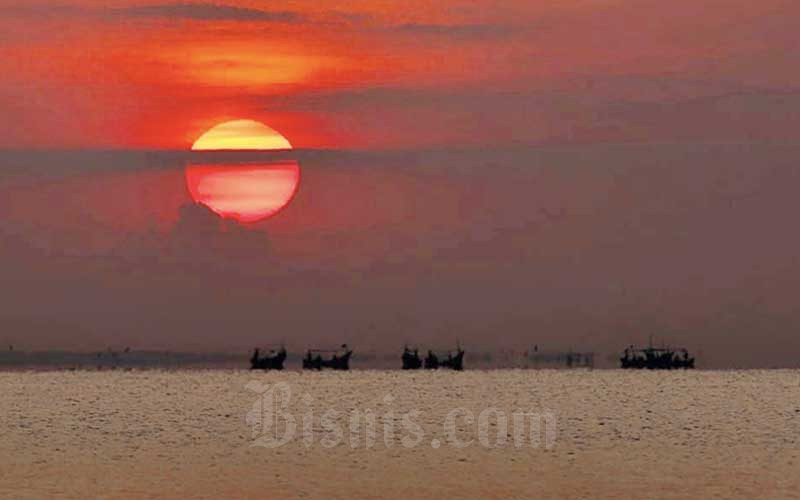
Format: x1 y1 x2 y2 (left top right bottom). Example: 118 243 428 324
1 144 800 368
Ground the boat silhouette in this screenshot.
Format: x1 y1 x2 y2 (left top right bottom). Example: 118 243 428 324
401 345 422 370
620 345 695 370
250 347 287 370
423 344 465 370
303 344 353 371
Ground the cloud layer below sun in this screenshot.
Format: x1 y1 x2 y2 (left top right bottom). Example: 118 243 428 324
0 0 799 149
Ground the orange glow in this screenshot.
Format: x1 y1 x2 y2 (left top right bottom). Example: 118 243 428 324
191 120 293 151
5 0 792 150
185 161 301 222
159 42 338 88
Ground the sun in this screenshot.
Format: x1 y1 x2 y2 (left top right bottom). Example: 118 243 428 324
185 161 300 222
191 119 292 151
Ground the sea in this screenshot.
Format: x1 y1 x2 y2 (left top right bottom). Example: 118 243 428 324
1 369 799 499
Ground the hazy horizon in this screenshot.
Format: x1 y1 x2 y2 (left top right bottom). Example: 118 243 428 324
3 143 800 368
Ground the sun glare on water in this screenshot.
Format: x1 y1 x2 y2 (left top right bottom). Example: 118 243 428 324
191 120 292 151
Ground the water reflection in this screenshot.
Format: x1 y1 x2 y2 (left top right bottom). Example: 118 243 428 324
184 161 301 223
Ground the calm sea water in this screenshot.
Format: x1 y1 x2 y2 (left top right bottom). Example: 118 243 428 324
1 370 799 499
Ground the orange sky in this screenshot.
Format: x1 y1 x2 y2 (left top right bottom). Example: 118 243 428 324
1 0 799 149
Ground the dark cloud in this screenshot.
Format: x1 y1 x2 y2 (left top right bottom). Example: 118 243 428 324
324 11 373 25
393 22 522 39
597 89 800 143
119 3 302 23
0 3 303 24
1 5 510 34
0 5 88 18
252 80 800 146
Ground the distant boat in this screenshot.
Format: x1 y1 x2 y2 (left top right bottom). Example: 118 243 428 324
620 345 695 370
250 347 287 370
424 345 465 371
527 349 595 369
401 346 422 370
303 344 353 371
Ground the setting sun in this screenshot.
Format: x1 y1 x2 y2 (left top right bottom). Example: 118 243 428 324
191 120 292 151
185 161 300 222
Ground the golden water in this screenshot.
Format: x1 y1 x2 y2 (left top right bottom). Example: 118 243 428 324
1 370 798 499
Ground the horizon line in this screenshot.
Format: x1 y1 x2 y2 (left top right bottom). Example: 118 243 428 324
1 139 799 156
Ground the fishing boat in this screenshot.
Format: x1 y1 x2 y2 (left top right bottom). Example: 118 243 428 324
250 347 287 370
401 346 422 370
424 345 465 371
303 344 353 371
620 345 695 370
